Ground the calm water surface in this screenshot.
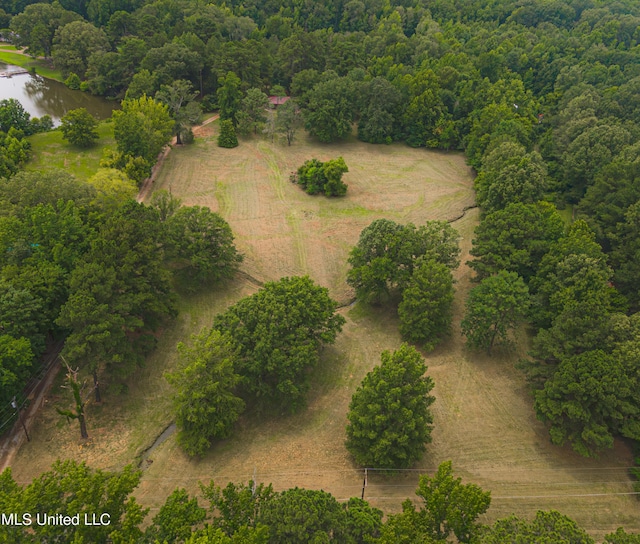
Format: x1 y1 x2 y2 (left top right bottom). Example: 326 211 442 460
0 62 117 124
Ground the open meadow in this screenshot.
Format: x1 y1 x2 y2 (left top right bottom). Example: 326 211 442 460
9 124 640 539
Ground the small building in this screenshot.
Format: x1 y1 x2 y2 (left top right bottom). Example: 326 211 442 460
268 96 290 107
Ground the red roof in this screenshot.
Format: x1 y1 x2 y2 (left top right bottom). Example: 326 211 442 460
268 96 290 106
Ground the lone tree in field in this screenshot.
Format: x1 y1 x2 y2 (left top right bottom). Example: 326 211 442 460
212 276 345 412
218 119 238 148
461 270 529 354
60 108 99 148
166 329 244 457
398 257 455 349
292 157 348 196
345 344 435 469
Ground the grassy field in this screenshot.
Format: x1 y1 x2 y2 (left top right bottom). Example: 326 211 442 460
26 121 114 180
0 45 63 81
9 124 640 540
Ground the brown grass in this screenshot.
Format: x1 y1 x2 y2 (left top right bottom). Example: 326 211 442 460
9 126 640 540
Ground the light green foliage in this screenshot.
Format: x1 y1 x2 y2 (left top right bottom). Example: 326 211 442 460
112 95 174 181
0 280 46 355
534 349 640 457
480 511 595 543
416 461 491 543
398 257 455 349
404 69 446 148
166 205 242 285
87 168 137 208
345 344 435 469
200 480 274 537
166 329 244 457
237 88 270 136
218 119 238 148
461 270 529 354
22 460 146 544
606 528 640 544
52 20 110 79
64 72 81 89
212 276 345 412
217 71 243 125
294 157 348 196
347 219 460 303
60 108 99 148
146 489 207 544
257 488 347 543
469 201 564 282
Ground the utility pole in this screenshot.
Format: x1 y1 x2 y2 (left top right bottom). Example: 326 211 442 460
11 397 30 442
361 468 368 500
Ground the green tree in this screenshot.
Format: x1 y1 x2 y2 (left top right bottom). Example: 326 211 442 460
0 99 32 134
398 257 455 349
416 461 491 543
87 168 137 209
166 329 245 457
357 77 402 144
534 349 640 457
303 77 356 143
156 79 202 145
469 201 564 282
145 488 207 544
218 119 238 148
347 219 460 303
461 271 529 354
274 99 302 146
60 108 99 148
212 276 345 412
323 157 349 196
52 20 110 79
257 488 347 543
237 88 270 136
112 95 174 182
606 528 640 544
0 334 33 408
217 71 243 126
56 358 89 439
345 344 435 469
480 511 595 543
0 129 31 178
404 69 446 148
166 205 242 285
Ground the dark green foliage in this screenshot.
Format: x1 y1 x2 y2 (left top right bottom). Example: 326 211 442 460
611 201 640 311
236 88 270 136
52 20 110 78
166 330 244 457
212 276 345 412
0 98 32 134
60 108 99 148
218 119 239 148
0 334 33 408
165 205 242 285
347 219 460 304
293 157 348 196
257 488 347 543
345 344 435 469
146 489 207 544
469 201 564 282
480 511 595 543
303 76 356 142
217 71 243 126
0 128 30 178
534 349 640 457
357 77 402 144
461 271 529 354
398 257 455 349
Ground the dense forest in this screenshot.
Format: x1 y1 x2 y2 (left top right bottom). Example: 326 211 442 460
1 0 640 539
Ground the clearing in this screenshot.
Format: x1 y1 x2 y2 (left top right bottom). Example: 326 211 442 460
8 125 639 540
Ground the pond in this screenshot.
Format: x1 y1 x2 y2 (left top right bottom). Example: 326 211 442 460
0 62 117 125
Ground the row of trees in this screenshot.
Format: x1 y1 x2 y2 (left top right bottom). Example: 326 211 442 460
1 458 637 543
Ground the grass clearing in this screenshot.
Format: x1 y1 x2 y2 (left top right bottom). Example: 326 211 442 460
9 125 640 539
0 46 63 81
26 121 114 180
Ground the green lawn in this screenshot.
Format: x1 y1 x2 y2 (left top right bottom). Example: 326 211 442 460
26 122 115 180
0 45 63 81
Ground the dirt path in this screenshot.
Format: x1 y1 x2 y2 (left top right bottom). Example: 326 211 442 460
136 114 219 203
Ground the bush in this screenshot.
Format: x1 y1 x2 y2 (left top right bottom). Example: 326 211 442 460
64 72 81 90
293 157 348 196
217 119 238 148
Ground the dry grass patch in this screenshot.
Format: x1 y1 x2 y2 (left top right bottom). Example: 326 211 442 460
9 127 640 540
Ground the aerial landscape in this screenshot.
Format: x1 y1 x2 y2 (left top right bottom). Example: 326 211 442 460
1 0 640 542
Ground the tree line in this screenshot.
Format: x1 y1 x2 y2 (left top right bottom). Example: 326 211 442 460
1 458 638 543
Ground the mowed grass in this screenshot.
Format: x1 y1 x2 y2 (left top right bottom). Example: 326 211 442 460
26 121 114 180
9 124 640 539
0 45 63 81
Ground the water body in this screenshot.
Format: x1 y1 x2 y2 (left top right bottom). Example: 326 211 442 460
0 62 116 125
